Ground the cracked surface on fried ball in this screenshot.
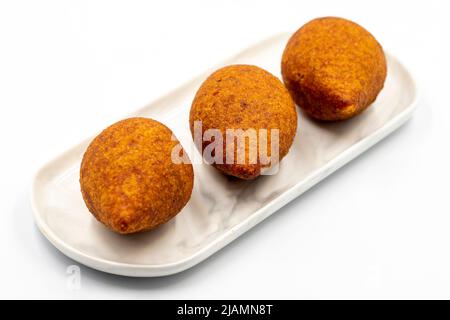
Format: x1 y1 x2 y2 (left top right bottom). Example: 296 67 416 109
282 17 387 121
80 117 193 234
190 65 297 180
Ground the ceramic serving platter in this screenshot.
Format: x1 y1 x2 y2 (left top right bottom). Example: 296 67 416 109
31 33 418 277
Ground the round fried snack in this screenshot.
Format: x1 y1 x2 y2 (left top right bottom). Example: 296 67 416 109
80 117 193 234
281 17 387 121
190 65 297 180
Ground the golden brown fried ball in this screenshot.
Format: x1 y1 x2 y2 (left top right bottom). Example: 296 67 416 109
281 17 387 121
190 65 297 180
80 117 193 234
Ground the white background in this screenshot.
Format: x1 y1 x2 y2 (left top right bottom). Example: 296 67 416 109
0 0 449 299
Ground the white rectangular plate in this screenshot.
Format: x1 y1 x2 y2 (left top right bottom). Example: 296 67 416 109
31 33 418 277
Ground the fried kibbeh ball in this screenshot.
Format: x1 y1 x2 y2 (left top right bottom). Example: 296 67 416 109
190 65 297 180
80 117 193 234
281 17 387 121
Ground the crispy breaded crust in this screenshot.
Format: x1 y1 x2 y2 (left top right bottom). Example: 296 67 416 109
281 17 387 121
80 117 193 234
190 65 297 179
